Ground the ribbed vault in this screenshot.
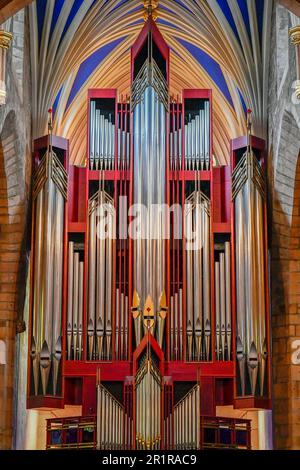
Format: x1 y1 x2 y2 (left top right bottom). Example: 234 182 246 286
28 0 273 165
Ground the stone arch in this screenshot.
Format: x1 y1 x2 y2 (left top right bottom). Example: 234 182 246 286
271 109 300 449
0 110 27 450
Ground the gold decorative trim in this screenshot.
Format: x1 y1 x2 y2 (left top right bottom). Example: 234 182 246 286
295 83 300 101
0 30 13 50
143 0 159 21
289 26 300 45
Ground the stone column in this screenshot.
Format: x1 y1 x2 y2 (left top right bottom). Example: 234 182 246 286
289 25 300 101
0 30 13 106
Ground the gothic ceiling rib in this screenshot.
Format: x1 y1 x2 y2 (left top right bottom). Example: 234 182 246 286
29 0 273 166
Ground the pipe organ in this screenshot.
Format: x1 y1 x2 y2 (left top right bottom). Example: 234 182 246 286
28 17 271 449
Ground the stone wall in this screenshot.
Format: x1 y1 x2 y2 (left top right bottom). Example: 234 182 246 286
269 2 300 450
0 9 31 450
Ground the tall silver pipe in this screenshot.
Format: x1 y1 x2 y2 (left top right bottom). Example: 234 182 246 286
95 110 100 171
72 252 79 361
215 261 220 360
133 78 166 317
220 252 226 360
233 140 267 395
67 242 74 360
90 101 96 170
31 187 44 394
40 164 55 395
78 261 84 360
88 200 96 359
186 192 211 361
225 242 232 360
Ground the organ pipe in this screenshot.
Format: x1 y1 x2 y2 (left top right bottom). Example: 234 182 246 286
88 186 115 361
97 381 124 450
174 384 201 450
66 242 84 360
214 244 232 361
185 189 211 362
31 110 67 396
184 102 210 171
232 111 267 396
90 103 115 171
135 354 162 450
132 53 168 347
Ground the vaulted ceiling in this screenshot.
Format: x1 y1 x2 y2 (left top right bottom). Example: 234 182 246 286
27 0 273 165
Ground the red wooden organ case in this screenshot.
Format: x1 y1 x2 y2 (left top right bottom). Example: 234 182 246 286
27 18 271 450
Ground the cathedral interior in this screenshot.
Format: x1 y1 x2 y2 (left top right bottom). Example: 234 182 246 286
0 0 300 451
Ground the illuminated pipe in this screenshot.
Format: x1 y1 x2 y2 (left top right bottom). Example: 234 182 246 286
200 110 205 170
215 261 220 360
40 165 55 395
88 200 96 360
120 292 124 360
31 187 44 395
225 242 232 360
96 191 105 360
124 297 128 360
72 252 79 361
105 202 113 360
220 252 226 360
115 288 119 360
95 110 100 171
67 241 74 360
170 296 174 360
77 261 84 360
203 198 211 360
118 128 121 170
90 100 96 170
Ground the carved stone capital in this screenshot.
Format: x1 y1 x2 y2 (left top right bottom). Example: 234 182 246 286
289 26 300 46
0 30 13 50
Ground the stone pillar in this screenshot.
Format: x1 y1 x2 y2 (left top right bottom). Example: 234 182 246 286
0 30 13 106
289 25 300 100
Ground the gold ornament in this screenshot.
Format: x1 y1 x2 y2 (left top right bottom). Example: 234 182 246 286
0 30 13 50
143 0 158 21
289 26 300 46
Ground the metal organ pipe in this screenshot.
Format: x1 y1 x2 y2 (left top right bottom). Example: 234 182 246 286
173 384 201 450
89 104 116 171
214 245 232 361
185 191 211 362
66 242 84 361
232 119 267 396
31 121 67 396
135 357 162 450
184 102 210 171
132 57 168 347
97 382 124 450
88 189 115 361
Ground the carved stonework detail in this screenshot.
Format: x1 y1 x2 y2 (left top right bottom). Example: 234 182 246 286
289 25 300 45
0 30 13 106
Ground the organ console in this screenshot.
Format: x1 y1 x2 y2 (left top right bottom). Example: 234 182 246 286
28 16 271 449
